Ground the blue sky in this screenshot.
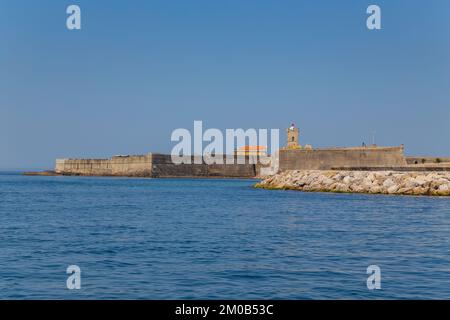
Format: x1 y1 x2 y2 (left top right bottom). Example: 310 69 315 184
1 0 449 169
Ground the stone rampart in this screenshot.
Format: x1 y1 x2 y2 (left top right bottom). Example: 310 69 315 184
55 154 152 177
55 153 263 178
279 146 406 171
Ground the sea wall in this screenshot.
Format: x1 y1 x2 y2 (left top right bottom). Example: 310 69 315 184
55 155 152 177
279 146 406 171
53 146 410 178
255 170 450 196
406 156 450 165
150 154 259 178
55 153 265 178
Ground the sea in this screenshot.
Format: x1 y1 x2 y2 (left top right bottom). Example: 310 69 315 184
1 172 450 299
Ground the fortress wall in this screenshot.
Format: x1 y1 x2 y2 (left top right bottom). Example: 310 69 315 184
406 156 450 165
54 147 408 177
279 146 407 171
151 154 208 177
151 154 258 178
55 158 112 175
55 154 152 177
206 164 256 177
54 147 406 177
151 163 209 177
55 153 261 178
110 155 153 176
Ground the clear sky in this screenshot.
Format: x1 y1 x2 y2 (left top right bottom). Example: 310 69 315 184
1 0 449 170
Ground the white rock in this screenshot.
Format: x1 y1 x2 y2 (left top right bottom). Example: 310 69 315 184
387 185 399 194
256 170 450 196
383 178 395 188
343 176 352 184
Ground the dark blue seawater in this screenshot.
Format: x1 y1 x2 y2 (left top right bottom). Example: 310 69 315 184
1 172 450 299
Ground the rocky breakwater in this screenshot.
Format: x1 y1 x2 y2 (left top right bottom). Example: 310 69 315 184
255 170 450 196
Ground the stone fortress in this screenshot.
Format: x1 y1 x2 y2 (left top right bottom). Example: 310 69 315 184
51 123 450 178
255 124 450 196
54 154 262 178
278 124 407 171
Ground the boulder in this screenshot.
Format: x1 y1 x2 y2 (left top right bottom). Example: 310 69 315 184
387 185 399 194
383 178 395 188
254 170 450 196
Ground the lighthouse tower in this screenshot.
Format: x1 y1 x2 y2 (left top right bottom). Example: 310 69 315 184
286 123 300 149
